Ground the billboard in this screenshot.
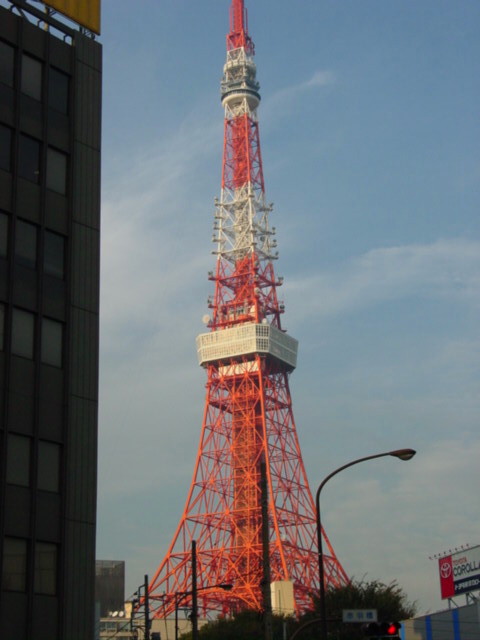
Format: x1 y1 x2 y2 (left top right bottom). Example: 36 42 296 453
438 545 480 599
44 0 101 34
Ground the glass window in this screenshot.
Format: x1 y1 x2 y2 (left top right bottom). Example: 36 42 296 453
6 434 31 487
0 124 12 172
18 134 40 183
12 308 35 359
21 53 42 100
2 538 27 591
0 303 4 351
38 441 60 492
0 40 15 87
44 231 65 278
41 317 62 367
46 148 67 195
0 212 8 257
15 219 37 268
48 67 69 114
34 542 57 595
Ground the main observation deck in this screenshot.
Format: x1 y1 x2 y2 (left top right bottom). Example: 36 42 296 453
196 323 298 371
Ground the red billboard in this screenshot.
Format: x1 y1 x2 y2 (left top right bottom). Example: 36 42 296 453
438 546 480 599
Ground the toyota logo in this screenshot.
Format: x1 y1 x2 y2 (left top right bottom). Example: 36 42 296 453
441 562 452 578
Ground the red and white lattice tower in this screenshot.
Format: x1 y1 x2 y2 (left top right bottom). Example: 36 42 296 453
149 0 348 617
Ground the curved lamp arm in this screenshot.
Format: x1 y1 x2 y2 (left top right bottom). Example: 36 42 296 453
316 448 416 640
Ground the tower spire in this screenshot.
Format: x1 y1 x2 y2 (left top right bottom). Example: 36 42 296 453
148 0 348 618
227 0 253 53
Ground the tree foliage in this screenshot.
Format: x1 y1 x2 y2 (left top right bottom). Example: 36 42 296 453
323 578 417 620
300 579 418 640
179 610 290 640
180 579 417 640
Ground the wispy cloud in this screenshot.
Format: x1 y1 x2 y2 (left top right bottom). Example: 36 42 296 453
98 112 221 500
262 68 335 124
304 70 335 88
100 113 220 356
285 238 480 321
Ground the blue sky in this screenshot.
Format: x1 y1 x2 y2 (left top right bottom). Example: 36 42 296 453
96 0 479 615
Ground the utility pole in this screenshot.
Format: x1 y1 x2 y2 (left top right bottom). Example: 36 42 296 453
144 574 150 640
261 457 273 640
192 540 199 640
174 593 179 640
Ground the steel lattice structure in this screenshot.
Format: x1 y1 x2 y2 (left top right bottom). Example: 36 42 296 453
149 0 348 618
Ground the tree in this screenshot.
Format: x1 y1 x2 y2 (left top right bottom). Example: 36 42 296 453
179 610 293 640
298 579 417 640
180 579 416 640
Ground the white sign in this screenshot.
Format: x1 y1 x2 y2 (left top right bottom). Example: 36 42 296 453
342 609 378 623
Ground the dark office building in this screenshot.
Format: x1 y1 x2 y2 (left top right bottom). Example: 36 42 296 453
0 2 101 638
95 560 126 617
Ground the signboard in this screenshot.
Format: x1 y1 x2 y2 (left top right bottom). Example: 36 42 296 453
438 545 480 599
342 609 378 623
44 0 101 34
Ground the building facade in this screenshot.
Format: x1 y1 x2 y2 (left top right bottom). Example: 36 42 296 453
0 2 101 638
95 560 125 618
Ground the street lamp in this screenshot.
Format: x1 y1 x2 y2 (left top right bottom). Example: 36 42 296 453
174 583 233 640
316 448 416 640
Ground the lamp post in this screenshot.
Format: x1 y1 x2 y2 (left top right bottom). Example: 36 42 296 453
316 448 416 640
174 583 233 640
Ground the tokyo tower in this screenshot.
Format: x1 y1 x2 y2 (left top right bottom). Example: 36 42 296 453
149 0 348 617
